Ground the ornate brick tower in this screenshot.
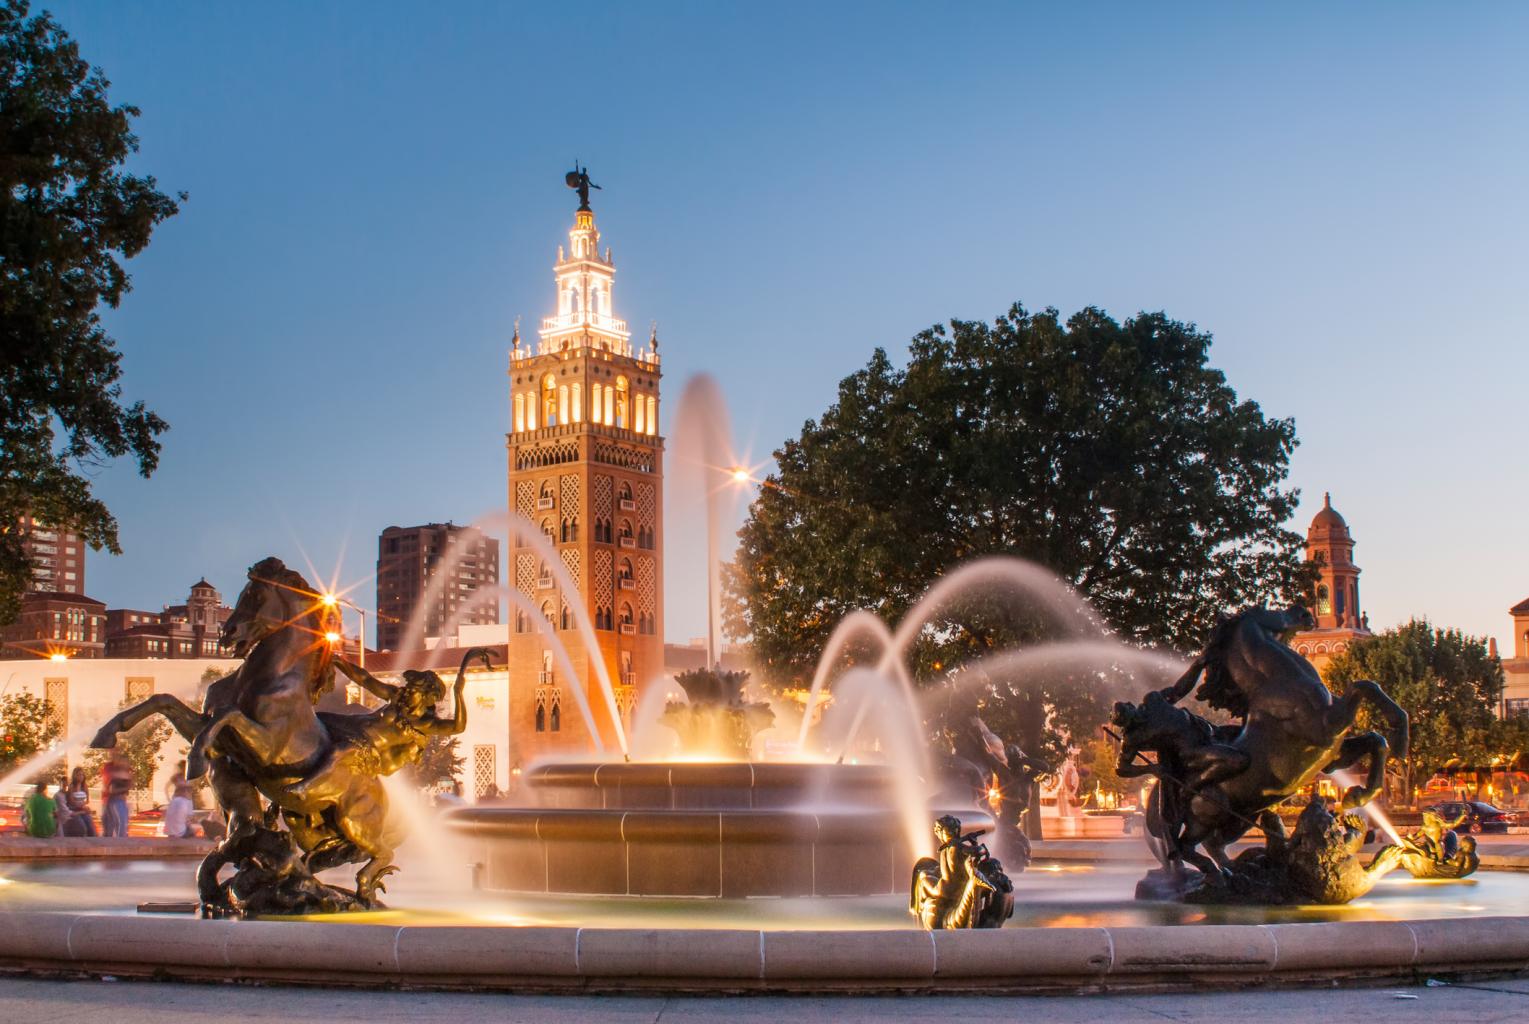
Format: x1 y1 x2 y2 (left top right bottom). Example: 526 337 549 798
505 171 663 760
1291 493 1371 675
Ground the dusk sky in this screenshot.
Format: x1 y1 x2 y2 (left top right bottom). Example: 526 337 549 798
55 2 1529 653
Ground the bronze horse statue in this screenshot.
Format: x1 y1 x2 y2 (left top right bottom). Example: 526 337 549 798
1116 604 1408 883
91 557 477 913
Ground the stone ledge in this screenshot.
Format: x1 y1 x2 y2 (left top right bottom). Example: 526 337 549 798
0 835 213 861
0 910 1524 992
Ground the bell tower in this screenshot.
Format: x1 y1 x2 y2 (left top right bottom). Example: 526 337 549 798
506 169 664 760
1291 493 1371 675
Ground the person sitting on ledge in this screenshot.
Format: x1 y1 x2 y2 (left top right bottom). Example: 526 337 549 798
22 781 57 838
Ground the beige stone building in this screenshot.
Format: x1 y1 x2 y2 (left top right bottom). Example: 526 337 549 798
1500 597 1529 719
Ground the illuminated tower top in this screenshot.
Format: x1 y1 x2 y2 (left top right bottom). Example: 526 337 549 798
515 165 659 365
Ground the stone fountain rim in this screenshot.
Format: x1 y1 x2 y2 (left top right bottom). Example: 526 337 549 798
0 907 1525 993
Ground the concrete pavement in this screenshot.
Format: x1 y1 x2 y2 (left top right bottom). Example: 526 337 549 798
0 974 1526 1023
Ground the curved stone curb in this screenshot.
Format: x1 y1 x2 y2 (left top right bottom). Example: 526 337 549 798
0 910 1525 993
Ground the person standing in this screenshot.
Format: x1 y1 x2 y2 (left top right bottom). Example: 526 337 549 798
22 781 57 838
101 755 132 838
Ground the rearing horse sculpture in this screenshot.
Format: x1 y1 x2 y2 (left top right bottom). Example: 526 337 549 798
92 558 347 910
1117 604 1407 881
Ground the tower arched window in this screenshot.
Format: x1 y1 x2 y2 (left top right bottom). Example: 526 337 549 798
646 395 656 435
620 603 634 627
620 557 634 582
542 375 558 426
540 517 555 542
549 694 561 732
515 606 528 633
572 383 583 423
514 393 525 433
560 601 571 630
615 376 628 429
604 383 614 424
634 391 645 434
620 519 634 544
559 385 570 425
541 600 555 625
1316 584 1331 617
591 383 604 425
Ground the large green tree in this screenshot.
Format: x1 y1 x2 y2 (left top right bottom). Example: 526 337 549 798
1326 620 1524 802
727 304 1310 682
0 0 180 622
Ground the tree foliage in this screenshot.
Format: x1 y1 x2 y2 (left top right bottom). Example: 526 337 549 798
0 691 61 777
84 698 170 794
408 734 464 791
1326 620 1517 800
727 304 1309 678
0 0 181 622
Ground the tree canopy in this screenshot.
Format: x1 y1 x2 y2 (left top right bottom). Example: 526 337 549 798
0 0 180 622
1326 620 1527 799
726 303 1311 688
0 691 61 778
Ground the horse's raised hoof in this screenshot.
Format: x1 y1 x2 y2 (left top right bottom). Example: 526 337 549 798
1338 785 1367 811
185 750 211 781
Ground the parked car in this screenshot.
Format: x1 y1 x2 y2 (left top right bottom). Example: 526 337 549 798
1424 800 1516 835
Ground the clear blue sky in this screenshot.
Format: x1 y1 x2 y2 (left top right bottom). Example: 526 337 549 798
52 1 1529 652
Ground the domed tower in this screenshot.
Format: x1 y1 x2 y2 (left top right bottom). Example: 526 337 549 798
1291 493 1371 674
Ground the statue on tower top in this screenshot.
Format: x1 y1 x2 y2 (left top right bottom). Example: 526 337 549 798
566 164 600 211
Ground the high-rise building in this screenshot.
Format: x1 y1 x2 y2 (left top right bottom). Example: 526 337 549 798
505 177 664 757
1291 493 1371 674
14 515 86 593
376 523 500 651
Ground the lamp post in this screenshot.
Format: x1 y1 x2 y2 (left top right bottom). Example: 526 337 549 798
708 465 756 670
321 594 368 669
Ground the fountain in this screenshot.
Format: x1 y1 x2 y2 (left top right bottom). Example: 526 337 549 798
658 667 774 760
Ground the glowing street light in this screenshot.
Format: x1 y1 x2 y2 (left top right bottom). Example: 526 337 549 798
730 466 751 484
320 592 367 669
324 631 341 644
48 652 68 663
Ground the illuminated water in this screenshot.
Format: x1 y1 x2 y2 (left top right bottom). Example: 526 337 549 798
0 857 1519 929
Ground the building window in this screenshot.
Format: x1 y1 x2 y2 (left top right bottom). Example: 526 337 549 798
1316 585 1331 617
543 374 558 426
473 745 496 799
592 383 604 425
44 678 67 735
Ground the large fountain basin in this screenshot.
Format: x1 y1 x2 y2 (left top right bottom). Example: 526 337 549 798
523 761 903 810
446 806 988 898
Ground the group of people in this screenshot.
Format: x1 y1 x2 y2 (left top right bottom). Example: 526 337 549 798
19 758 200 840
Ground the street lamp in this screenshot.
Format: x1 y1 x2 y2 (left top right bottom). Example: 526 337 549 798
706 465 757 669
321 593 368 669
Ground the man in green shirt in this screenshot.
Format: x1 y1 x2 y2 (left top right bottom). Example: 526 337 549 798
22 781 57 838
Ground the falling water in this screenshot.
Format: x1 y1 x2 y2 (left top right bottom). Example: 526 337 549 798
423 582 607 756
671 374 740 670
795 610 899 755
1329 767 1407 847
379 773 477 892
495 510 629 756
833 557 1105 772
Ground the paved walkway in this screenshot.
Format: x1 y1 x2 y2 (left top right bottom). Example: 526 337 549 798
1 975 1526 1023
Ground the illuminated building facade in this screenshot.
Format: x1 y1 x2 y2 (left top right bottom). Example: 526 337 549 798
505 187 664 758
